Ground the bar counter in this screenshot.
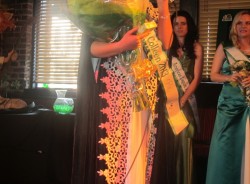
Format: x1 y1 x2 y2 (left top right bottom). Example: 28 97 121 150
0 109 75 184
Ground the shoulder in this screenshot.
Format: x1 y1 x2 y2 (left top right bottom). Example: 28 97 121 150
194 41 203 49
214 43 226 59
216 43 227 53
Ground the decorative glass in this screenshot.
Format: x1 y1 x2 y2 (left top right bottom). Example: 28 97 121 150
53 89 74 114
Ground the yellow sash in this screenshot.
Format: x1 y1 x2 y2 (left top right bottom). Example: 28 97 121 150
142 29 188 135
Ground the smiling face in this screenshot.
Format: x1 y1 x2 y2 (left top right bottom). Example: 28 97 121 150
173 16 188 38
235 14 250 38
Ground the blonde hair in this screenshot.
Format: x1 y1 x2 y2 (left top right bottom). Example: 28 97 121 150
229 10 250 48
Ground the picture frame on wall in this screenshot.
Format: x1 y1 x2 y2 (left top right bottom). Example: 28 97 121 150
216 9 249 47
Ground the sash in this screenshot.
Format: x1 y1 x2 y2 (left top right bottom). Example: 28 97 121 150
224 46 250 90
171 57 200 131
142 29 188 135
224 47 250 65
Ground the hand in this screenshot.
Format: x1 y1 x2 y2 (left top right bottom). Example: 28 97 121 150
10 50 18 62
228 72 242 83
3 49 15 63
241 76 250 88
180 96 187 108
118 27 140 53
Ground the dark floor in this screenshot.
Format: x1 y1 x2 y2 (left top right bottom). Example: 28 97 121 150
194 155 208 184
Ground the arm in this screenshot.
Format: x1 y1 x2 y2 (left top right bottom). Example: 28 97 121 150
90 27 139 58
210 44 242 83
0 50 15 70
3 49 15 63
156 0 173 50
180 42 203 107
0 56 3 70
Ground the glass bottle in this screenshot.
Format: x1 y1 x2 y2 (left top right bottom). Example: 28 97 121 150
53 89 74 114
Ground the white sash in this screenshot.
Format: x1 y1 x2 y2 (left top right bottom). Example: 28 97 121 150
171 57 200 130
224 47 250 65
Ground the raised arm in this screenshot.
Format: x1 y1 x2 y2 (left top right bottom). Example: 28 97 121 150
90 27 139 58
157 0 173 50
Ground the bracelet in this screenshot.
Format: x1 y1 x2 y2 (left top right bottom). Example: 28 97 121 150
159 14 170 20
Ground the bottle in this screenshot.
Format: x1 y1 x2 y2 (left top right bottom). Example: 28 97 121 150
53 89 74 114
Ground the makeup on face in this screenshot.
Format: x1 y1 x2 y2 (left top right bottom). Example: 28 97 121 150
173 16 188 37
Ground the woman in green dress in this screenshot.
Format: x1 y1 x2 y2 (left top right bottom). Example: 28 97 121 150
151 10 203 184
206 10 250 184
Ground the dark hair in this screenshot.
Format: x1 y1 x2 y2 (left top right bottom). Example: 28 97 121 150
170 10 198 59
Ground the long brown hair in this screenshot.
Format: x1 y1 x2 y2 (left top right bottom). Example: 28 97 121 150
170 10 198 59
